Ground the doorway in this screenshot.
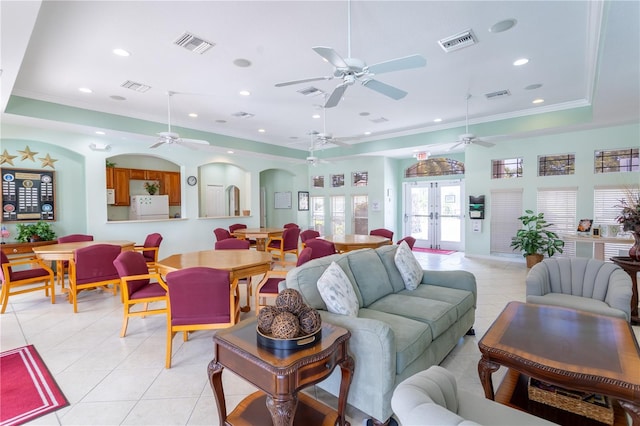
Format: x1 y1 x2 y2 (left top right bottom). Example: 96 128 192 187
403 180 464 251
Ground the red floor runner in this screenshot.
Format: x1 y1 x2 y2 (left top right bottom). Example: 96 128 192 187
0 345 68 426
412 247 456 255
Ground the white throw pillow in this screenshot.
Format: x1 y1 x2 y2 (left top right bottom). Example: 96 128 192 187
317 261 359 317
394 241 424 290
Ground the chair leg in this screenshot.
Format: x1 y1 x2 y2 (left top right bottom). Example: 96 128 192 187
120 307 130 338
166 329 175 369
48 277 55 305
0 284 9 314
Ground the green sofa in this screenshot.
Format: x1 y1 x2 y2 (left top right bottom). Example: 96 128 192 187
285 244 477 425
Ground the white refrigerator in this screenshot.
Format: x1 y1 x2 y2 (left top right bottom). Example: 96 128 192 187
129 195 169 220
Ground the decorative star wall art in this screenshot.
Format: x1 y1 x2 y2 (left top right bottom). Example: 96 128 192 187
17 146 38 162
0 150 17 166
39 153 58 169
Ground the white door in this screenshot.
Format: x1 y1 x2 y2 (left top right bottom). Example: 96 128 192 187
205 185 225 217
403 180 464 251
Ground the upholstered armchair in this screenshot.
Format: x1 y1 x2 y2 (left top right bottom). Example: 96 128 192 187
213 228 232 241
113 250 168 337
265 226 300 262
526 257 632 321
228 223 247 234
165 267 240 368
134 232 163 273
283 223 299 229
397 236 416 249
1 251 55 314
303 238 337 259
68 244 122 313
300 229 320 247
370 228 394 241
214 237 251 310
56 234 94 288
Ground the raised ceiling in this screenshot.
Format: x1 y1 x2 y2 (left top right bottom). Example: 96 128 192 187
1 1 638 159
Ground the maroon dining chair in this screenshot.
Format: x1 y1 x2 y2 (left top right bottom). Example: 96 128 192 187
300 229 320 247
283 223 299 229
68 244 122 313
304 238 337 259
165 267 240 368
254 247 312 314
214 228 232 242
113 250 167 337
56 234 94 288
214 237 252 311
266 226 301 262
397 236 417 250
134 233 163 272
370 228 394 241
228 223 247 234
1 251 55 314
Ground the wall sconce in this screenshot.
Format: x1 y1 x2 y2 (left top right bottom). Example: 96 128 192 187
89 143 111 152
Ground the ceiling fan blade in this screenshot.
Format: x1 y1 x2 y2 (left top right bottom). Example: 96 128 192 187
474 139 495 148
312 46 349 68
149 141 166 149
275 76 332 87
362 79 408 100
449 141 464 151
366 54 427 75
325 84 348 108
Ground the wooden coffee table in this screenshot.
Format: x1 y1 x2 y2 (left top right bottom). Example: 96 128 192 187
478 302 640 425
208 318 353 426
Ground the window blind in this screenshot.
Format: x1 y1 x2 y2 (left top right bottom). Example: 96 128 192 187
537 188 577 257
490 189 523 254
594 187 636 259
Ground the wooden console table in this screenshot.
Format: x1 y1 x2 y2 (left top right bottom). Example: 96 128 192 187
1 240 57 258
208 318 353 426
611 256 640 325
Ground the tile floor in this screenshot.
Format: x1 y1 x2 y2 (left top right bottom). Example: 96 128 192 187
1 252 638 425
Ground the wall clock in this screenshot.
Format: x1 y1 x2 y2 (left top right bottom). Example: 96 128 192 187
187 176 197 186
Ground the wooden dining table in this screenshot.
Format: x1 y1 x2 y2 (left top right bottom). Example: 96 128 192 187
32 240 135 287
320 234 392 253
231 227 284 251
156 249 273 312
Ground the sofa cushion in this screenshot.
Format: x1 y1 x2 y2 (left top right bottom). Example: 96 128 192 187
527 294 628 320
375 244 406 293
317 262 359 316
368 293 458 339
359 308 433 374
394 241 423 290
346 249 395 306
399 285 475 320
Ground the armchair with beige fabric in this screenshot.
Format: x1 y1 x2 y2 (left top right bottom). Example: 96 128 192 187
526 257 632 321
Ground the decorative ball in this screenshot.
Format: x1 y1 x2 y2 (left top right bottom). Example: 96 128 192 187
298 306 322 335
257 305 280 334
275 288 305 315
271 311 300 339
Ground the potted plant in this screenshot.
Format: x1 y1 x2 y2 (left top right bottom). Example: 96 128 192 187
16 221 57 243
510 210 564 267
144 182 159 195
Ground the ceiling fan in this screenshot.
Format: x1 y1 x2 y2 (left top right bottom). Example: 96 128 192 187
275 0 426 108
450 94 496 151
310 100 350 147
150 91 210 149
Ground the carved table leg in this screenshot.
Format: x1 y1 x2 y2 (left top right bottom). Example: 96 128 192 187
477 356 501 400
207 360 226 426
266 395 298 426
619 400 640 426
337 355 355 426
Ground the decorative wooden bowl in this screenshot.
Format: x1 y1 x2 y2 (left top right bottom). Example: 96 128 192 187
256 327 322 351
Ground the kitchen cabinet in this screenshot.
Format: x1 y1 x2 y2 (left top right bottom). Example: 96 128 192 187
106 167 114 189
162 172 181 206
129 169 145 180
113 168 130 206
145 170 163 180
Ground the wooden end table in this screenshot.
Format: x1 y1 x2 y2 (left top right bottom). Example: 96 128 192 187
208 318 354 426
611 256 640 325
478 302 640 425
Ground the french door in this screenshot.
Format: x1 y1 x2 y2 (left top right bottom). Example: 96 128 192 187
403 180 464 251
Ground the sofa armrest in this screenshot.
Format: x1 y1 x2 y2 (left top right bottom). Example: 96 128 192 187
318 311 397 396
605 269 632 321
525 262 551 297
422 270 477 306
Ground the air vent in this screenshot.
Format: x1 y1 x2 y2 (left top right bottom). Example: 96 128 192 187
297 87 325 97
485 89 511 99
174 32 214 54
370 117 389 124
232 111 254 119
438 29 477 53
120 80 151 93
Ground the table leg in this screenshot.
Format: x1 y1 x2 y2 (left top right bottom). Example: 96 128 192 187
619 400 640 426
255 238 266 251
207 360 227 426
265 395 298 426
629 270 639 324
478 356 501 400
337 355 355 426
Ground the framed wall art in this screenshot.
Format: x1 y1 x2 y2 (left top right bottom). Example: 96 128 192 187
298 191 309 211
312 175 324 188
274 191 292 209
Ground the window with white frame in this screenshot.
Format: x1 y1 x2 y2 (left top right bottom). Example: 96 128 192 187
594 148 639 173
330 195 345 236
537 188 577 257
490 189 523 254
492 158 523 179
352 195 368 234
538 154 575 176
310 196 325 234
594 186 637 259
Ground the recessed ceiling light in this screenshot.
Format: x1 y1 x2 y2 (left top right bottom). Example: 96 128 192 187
79 87 92 93
364 131 371 135
532 98 545 104
513 58 529 66
216 119 227 124
258 129 265 133
359 112 370 116
227 150 234 154
233 58 251 67
113 48 130 57
525 83 543 90
433 118 442 123
239 90 250 96
312 114 321 119
95 131 106 135
489 19 517 33
110 95 126 101
188 113 198 118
